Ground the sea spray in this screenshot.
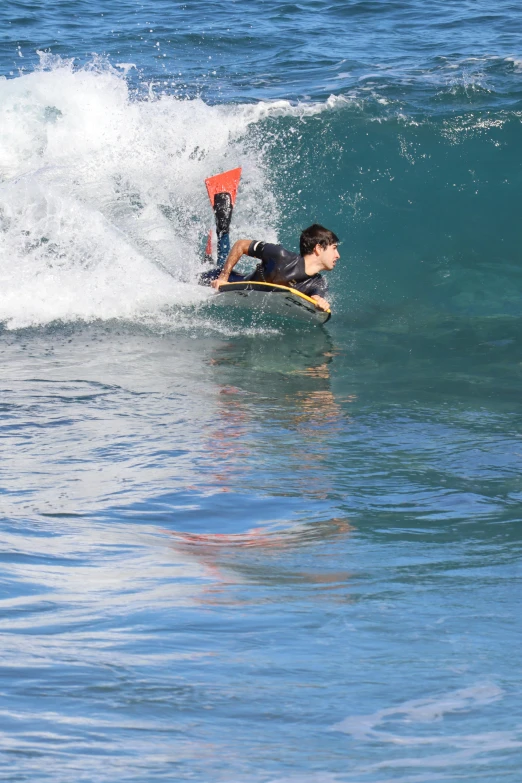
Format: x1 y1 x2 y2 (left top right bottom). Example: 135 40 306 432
0 56 282 328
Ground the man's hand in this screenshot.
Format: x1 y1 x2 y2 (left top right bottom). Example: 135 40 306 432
311 295 330 311
211 275 228 290
210 239 252 290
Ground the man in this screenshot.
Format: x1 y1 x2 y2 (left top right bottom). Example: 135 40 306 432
208 224 340 312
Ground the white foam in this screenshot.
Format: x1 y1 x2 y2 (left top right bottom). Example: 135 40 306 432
0 55 343 330
505 56 522 72
332 684 504 740
330 684 520 777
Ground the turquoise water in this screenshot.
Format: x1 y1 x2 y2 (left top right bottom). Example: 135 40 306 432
1 2 521 781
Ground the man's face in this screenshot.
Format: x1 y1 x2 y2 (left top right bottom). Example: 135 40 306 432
317 242 340 271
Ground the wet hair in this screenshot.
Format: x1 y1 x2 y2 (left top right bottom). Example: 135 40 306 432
299 224 339 256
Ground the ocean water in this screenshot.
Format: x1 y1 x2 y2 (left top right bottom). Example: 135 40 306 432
1 1 521 781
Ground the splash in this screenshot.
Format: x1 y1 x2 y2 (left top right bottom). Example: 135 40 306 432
1 55 322 329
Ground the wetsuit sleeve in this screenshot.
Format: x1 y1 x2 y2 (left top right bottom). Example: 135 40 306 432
247 240 264 258
304 275 328 298
247 241 284 261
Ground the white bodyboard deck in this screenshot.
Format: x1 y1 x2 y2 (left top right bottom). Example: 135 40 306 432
213 281 331 325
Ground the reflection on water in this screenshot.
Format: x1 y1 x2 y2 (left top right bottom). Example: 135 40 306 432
202 329 355 499
1 317 521 783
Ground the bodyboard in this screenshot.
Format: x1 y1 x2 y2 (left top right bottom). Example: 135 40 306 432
213 281 331 324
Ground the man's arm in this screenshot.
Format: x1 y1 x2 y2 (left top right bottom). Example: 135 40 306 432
308 277 330 311
210 239 252 289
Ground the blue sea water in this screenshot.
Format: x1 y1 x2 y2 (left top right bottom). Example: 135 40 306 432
1 1 521 781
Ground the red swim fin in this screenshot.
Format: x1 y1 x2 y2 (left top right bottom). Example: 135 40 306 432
205 167 242 206
204 167 241 261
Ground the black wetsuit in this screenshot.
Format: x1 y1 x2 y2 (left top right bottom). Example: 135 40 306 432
200 238 328 297
246 241 328 298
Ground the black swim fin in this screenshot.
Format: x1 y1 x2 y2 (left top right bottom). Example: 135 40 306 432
213 191 233 238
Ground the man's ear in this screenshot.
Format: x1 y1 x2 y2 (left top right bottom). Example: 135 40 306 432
314 243 322 256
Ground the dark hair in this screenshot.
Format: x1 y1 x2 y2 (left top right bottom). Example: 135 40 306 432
300 224 339 256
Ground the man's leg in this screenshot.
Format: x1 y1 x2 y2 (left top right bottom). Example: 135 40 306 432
214 191 233 269
200 191 244 285
217 231 230 268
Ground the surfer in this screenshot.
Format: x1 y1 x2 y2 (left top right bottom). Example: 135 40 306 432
200 169 339 312
210 226 339 312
